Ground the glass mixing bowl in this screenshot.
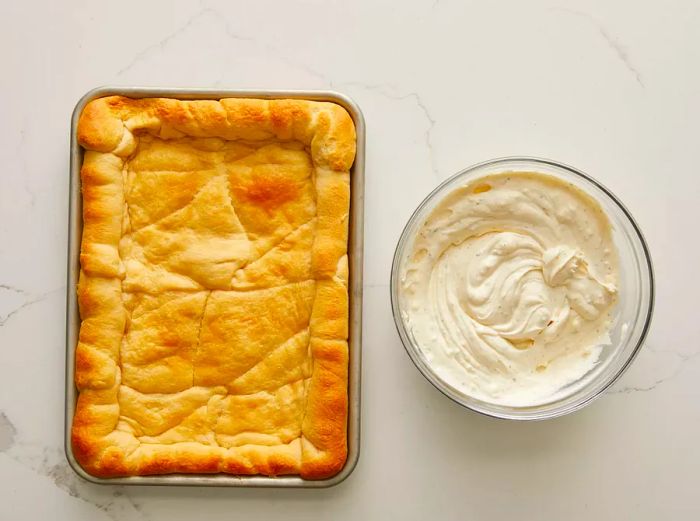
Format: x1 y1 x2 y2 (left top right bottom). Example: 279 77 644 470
390 157 654 420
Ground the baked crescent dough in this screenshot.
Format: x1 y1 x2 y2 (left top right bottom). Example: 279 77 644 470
72 96 355 479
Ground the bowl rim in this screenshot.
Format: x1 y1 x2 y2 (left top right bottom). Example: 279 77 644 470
390 156 655 420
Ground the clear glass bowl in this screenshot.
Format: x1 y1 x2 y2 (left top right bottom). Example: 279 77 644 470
390 157 655 420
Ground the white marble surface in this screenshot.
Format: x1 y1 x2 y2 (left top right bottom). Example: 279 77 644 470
1 0 699 519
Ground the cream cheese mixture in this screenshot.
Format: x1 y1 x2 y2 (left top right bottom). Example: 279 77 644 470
399 172 619 406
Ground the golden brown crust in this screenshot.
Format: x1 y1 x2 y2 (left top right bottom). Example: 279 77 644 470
77 96 355 169
300 338 349 478
79 152 125 278
73 96 354 480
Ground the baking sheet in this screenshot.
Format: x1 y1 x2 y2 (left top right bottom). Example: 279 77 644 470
65 86 364 487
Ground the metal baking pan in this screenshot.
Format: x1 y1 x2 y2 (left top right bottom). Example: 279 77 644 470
65 86 364 487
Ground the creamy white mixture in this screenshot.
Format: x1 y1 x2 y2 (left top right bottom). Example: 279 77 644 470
399 172 619 406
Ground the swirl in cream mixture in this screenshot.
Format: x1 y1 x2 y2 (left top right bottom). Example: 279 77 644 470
400 172 618 406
